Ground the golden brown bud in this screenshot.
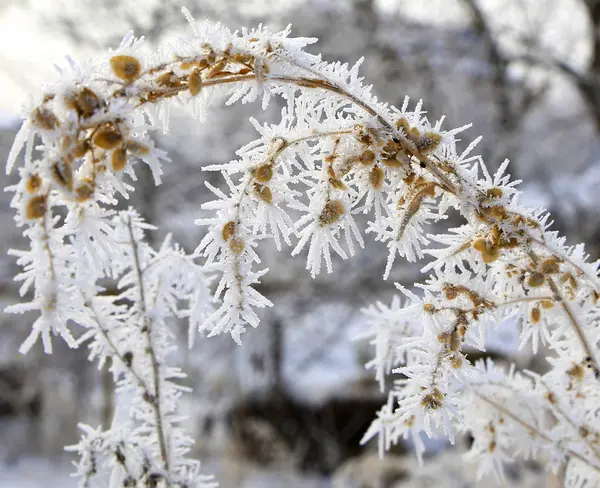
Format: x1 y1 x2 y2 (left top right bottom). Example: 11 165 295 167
253 163 273 183
369 165 384 190
111 147 127 171
254 183 273 204
51 160 73 190
416 132 442 154
32 107 59 131
93 126 122 149
75 178 95 202
319 200 344 226
528 272 545 288
110 55 141 82
359 150 376 166
222 221 236 241
125 140 150 155
229 237 245 255
189 69 203 96
25 174 42 194
26 195 47 219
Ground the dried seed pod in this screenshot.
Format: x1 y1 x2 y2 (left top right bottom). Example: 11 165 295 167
67 87 101 118
156 71 180 87
567 364 585 381
531 306 541 323
381 156 403 168
254 163 273 182
540 258 560 275
330 178 348 191
25 174 42 194
444 285 458 300
528 272 545 288
473 238 500 264
110 55 141 82
256 162 275 181
416 132 442 154
125 139 150 155
254 183 272 204
111 147 127 171
51 159 73 190
26 195 47 219
319 199 344 226
396 117 410 133
229 237 245 255
222 221 236 241
407 127 420 143
93 126 122 149
451 355 463 369
75 178 95 202
359 150 375 165
72 140 90 158
369 165 384 190
32 107 59 131
189 69 203 96
486 187 503 199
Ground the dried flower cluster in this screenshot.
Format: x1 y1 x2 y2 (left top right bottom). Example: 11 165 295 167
5 9 600 487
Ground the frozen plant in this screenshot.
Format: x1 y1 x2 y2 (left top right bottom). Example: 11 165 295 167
5 8 600 487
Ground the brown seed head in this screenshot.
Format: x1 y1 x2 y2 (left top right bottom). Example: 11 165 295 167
421 388 443 409
407 127 420 143
222 221 236 241
254 163 273 183
93 126 122 150
111 147 127 171
528 272 545 288
540 258 560 275
359 150 376 166
189 69 203 96
330 178 348 191
451 355 463 369
51 160 73 190
125 140 150 155
486 187 503 199
67 87 101 118
229 237 245 255
254 183 273 204
32 107 59 131
75 178 95 202
444 285 458 300
369 165 384 190
26 195 47 219
25 174 43 194
567 364 585 381
319 200 344 226
473 238 500 264
531 306 541 323
416 132 443 154
72 140 90 158
110 55 141 82
395 118 410 133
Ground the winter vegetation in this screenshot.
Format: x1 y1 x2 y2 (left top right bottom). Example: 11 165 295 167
3 1 600 487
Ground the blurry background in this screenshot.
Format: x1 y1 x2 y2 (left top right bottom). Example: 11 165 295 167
0 0 599 486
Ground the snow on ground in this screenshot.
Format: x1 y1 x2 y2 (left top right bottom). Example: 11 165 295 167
0 457 75 488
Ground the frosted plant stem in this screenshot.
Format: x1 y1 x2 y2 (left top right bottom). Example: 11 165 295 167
475 392 600 474
125 215 170 473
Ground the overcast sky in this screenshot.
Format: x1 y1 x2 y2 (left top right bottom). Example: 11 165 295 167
0 0 589 120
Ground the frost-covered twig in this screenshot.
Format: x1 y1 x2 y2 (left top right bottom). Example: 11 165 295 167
5 9 600 487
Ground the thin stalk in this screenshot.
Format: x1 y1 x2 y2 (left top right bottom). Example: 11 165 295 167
125 215 170 472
